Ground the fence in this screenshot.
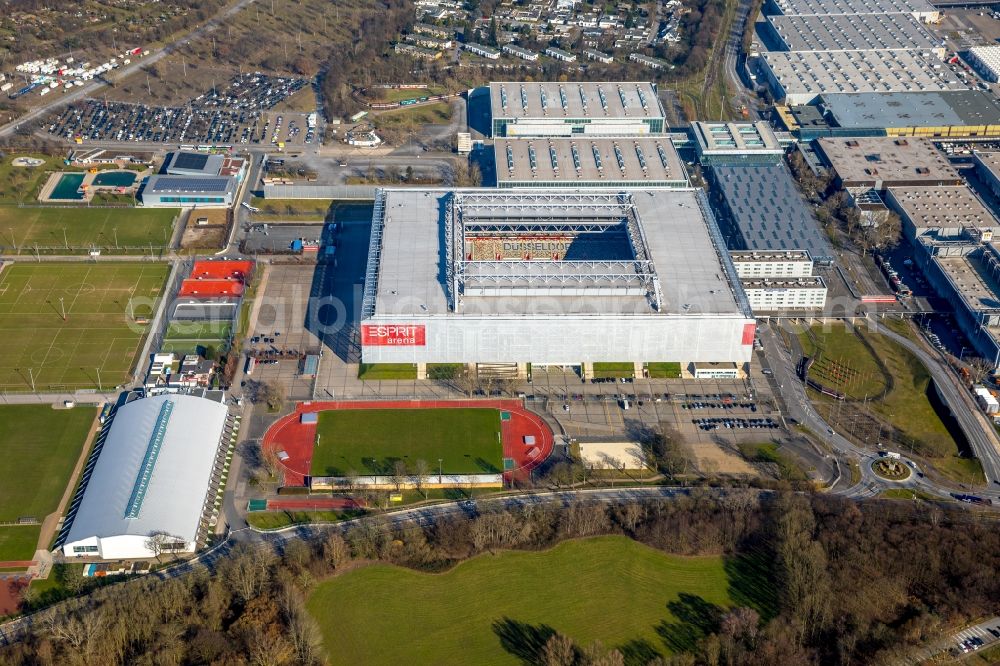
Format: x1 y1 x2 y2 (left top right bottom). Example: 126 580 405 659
310 473 504 491
261 184 378 200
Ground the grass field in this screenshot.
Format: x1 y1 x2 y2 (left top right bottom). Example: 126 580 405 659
357 363 417 380
0 206 178 254
0 263 169 390
799 324 888 399
373 102 453 131
249 197 333 221
0 404 95 561
0 526 41 563
738 442 806 481
593 362 636 378
162 321 232 356
307 536 752 665
312 408 503 476
647 362 682 379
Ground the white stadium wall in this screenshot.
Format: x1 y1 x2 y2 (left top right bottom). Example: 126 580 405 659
359 315 756 365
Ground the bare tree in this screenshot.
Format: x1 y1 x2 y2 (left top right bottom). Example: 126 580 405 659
967 356 995 385
144 531 175 563
542 633 577 666
390 459 408 492
323 532 351 569
414 458 430 498
223 544 275 603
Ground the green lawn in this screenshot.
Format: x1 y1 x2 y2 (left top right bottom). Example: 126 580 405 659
165 321 232 340
0 526 41 562
357 363 417 380
0 262 169 390
312 408 503 476
307 536 752 665
799 324 888 399
593 362 636 378
0 155 77 203
0 205 177 255
247 509 364 529
647 362 682 379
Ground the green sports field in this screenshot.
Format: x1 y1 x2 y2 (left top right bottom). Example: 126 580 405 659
307 536 744 665
0 262 169 391
312 408 503 476
0 404 96 561
161 321 232 355
0 205 177 254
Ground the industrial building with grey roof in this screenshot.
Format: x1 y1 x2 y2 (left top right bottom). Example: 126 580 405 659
809 91 1000 137
763 13 942 56
360 188 755 369
493 137 687 188
815 137 961 190
709 164 834 263
760 50 965 105
764 0 938 21
490 81 666 136
887 186 997 242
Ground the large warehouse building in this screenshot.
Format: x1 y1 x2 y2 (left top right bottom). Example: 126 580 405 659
61 394 229 560
490 82 666 137
359 188 755 378
493 137 687 188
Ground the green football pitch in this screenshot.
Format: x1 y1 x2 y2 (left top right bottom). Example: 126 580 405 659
0 205 177 254
0 262 169 391
311 408 503 476
0 404 95 561
307 536 750 665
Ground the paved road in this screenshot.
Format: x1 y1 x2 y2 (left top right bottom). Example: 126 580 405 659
0 0 261 139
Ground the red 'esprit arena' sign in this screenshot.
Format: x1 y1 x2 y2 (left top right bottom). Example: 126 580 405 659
361 324 426 346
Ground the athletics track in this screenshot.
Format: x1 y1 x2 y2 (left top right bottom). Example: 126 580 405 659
262 400 554 487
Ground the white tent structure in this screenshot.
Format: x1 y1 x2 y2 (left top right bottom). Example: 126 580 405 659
62 394 227 560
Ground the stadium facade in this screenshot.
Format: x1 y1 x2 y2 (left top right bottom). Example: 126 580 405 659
359 188 755 377
489 82 666 137
61 394 229 560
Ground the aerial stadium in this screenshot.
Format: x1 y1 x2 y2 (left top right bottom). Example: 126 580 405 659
359 188 756 378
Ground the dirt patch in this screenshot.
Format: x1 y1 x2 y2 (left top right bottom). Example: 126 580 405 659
0 575 28 617
181 210 229 250
689 441 756 475
579 441 647 470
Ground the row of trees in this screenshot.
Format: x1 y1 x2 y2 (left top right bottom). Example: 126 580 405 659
3 492 998 665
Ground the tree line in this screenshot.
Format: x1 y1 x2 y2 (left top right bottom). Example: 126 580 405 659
2 491 998 665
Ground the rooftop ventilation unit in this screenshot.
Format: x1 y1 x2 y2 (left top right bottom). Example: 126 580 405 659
580 87 588 111
597 86 608 113
549 144 559 172
500 85 508 111
520 85 528 112
559 85 568 111
571 143 582 172
636 85 649 110
636 144 648 172
656 143 671 171
506 145 514 173
592 144 603 170
528 144 537 172
614 143 626 173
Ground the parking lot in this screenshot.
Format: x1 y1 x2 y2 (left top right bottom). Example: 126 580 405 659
45 73 315 146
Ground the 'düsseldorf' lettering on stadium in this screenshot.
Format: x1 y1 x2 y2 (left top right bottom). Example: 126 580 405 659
361 324 426 346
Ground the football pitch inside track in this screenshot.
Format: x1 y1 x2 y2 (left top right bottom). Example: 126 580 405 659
0 262 169 391
311 408 503 476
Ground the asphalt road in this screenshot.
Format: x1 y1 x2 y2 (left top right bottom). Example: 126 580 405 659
0 0 262 139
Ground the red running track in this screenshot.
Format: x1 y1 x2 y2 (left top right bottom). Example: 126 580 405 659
262 400 554 487
191 259 254 281
179 279 245 297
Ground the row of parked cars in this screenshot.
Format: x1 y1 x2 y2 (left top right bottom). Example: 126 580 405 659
682 401 757 411
693 418 778 431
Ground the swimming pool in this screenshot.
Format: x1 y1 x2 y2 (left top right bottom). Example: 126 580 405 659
92 171 137 188
49 173 86 200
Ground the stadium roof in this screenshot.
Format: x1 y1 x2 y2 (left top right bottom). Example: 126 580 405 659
711 164 834 262
494 137 686 185
165 151 225 176
63 394 227 547
819 91 1000 129
490 82 664 120
145 175 237 194
765 13 939 52
367 188 747 318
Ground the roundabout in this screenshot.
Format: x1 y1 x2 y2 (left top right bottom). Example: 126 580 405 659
871 456 912 482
